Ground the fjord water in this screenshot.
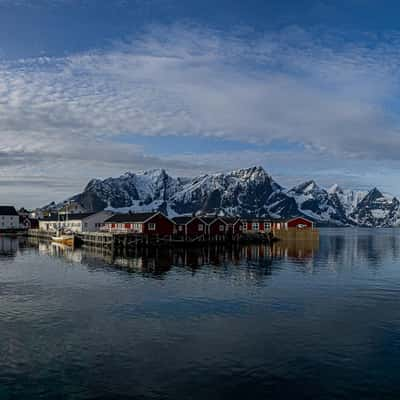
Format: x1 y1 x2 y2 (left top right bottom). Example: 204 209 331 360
1 230 400 399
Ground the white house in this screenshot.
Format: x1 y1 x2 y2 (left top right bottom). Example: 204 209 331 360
39 211 113 233
0 206 20 230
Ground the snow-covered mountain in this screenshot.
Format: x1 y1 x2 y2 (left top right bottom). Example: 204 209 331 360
327 184 367 216
348 188 400 227
48 166 400 227
287 180 347 224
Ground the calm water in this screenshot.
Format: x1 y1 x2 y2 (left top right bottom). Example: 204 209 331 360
1 229 400 399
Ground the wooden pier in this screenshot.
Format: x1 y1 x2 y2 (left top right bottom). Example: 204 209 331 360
28 228 319 250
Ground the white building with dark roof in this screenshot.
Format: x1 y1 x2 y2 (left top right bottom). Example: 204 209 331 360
0 206 20 230
39 211 113 233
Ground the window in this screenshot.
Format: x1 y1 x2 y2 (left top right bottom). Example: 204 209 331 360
133 223 142 232
252 222 259 231
265 223 271 230
148 223 156 231
242 223 247 231
198 224 204 232
219 224 225 232
178 225 183 231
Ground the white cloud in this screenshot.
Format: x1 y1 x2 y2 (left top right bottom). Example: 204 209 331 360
1 24 400 206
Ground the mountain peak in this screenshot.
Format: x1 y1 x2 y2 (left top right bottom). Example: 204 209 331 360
230 166 268 178
328 184 343 194
291 180 320 194
364 187 383 202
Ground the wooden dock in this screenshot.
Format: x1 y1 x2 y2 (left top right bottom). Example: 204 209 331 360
28 228 319 250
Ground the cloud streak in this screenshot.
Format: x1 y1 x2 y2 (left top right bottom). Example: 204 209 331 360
1 24 400 205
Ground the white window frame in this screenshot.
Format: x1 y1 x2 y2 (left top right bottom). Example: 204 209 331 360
252 222 259 231
148 223 156 231
198 224 204 232
219 224 225 232
133 223 142 232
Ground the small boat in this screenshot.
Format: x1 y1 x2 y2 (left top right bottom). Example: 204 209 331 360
52 233 75 247
51 203 75 247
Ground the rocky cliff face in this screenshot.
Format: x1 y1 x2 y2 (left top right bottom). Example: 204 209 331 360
49 166 400 227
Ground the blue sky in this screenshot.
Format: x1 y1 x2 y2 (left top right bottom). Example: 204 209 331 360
1 0 400 207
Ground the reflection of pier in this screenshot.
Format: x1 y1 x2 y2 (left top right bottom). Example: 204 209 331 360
0 236 19 258
27 237 320 278
271 239 320 260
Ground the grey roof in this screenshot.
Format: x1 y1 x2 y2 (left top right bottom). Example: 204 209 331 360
0 206 19 216
221 216 241 224
199 216 227 225
172 216 193 225
105 212 160 223
242 218 274 222
41 213 95 222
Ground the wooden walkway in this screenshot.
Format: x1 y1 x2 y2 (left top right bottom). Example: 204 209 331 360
28 228 319 250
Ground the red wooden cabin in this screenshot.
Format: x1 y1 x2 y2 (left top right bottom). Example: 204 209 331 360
241 219 272 233
186 216 208 237
172 216 208 239
201 217 228 238
221 217 242 236
105 212 175 237
287 217 314 229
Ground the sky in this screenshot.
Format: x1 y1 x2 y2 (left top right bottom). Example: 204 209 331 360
2 0 400 207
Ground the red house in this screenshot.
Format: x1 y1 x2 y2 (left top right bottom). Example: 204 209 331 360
241 219 272 234
172 215 239 240
171 216 209 238
270 219 287 230
287 217 314 229
189 216 209 238
221 216 242 236
105 212 175 237
201 216 228 238
172 216 193 238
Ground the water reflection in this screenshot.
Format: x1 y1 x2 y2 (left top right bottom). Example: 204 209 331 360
26 236 320 277
24 229 400 277
0 236 20 260
3 230 400 399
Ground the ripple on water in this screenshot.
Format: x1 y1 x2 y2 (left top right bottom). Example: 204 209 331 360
0 231 399 399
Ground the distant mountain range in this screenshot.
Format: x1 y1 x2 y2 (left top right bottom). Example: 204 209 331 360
44 166 400 227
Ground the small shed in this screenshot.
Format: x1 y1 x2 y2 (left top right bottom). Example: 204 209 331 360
287 217 314 229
